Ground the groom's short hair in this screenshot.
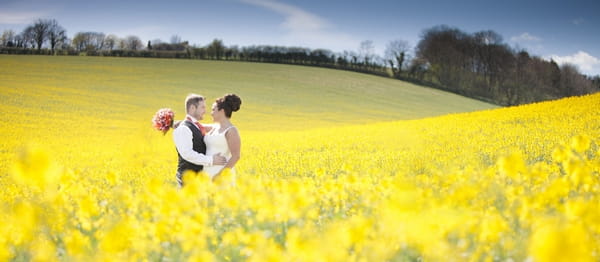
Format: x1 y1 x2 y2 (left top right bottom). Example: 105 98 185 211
185 94 205 112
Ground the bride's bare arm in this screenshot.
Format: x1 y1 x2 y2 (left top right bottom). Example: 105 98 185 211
224 127 241 169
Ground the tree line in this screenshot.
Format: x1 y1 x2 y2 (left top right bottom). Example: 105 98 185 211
1 19 598 105
413 25 598 105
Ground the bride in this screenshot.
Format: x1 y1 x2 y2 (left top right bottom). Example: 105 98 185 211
203 94 242 180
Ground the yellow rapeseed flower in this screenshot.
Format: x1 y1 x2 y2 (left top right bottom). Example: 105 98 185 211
11 146 62 191
63 229 91 259
571 135 591 153
528 218 594 262
497 150 527 179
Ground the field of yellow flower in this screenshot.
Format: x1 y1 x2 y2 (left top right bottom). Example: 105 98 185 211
1 55 599 261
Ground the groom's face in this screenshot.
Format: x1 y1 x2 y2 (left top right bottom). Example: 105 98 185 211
192 100 206 120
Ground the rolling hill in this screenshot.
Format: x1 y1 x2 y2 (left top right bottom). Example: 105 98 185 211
0 55 496 132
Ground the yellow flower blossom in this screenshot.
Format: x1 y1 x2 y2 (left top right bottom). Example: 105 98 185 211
571 135 591 153
1 56 600 261
529 218 594 262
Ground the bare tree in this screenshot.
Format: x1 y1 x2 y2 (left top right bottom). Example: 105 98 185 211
591 75 600 89
125 35 143 50
385 40 411 78
71 32 105 51
416 25 472 90
118 38 127 50
348 50 359 65
359 40 375 66
90 32 105 50
13 33 24 48
341 50 352 63
472 30 503 83
47 19 66 52
104 35 119 50
1 30 16 47
31 19 52 50
560 63 594 96
20 26 36 48
71 32 86 51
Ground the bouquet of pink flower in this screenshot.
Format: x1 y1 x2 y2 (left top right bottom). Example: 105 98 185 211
152 108 175 135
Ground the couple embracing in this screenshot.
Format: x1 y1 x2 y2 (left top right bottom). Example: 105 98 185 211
173 93 242 187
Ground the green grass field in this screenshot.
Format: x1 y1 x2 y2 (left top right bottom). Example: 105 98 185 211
0 55 495 132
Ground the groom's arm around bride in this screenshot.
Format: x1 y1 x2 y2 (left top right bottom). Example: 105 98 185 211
173 124 226 167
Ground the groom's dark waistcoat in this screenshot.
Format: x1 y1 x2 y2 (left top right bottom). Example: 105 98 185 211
177 121 206 173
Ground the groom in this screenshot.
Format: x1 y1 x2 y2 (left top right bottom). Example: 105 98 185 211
173 93 226 187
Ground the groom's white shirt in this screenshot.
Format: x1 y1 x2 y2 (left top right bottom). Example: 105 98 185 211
173 114 213 167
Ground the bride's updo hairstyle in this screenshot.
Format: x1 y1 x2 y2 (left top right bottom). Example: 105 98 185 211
216 93 242 118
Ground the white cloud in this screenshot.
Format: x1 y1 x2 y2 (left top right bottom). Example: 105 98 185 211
0 11 48 24
549 51 600 76
510 32 541 42
239 0 360 52
241 0 329 32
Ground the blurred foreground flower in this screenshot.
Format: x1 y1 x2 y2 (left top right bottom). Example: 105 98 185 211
11 146 62 191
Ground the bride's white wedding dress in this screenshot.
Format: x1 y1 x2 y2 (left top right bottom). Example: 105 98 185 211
203 124 236 178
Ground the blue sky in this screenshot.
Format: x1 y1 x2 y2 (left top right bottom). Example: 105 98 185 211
1 0 599 75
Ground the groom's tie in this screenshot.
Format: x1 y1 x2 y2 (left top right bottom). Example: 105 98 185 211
186 117 206 135
195 121 206 135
